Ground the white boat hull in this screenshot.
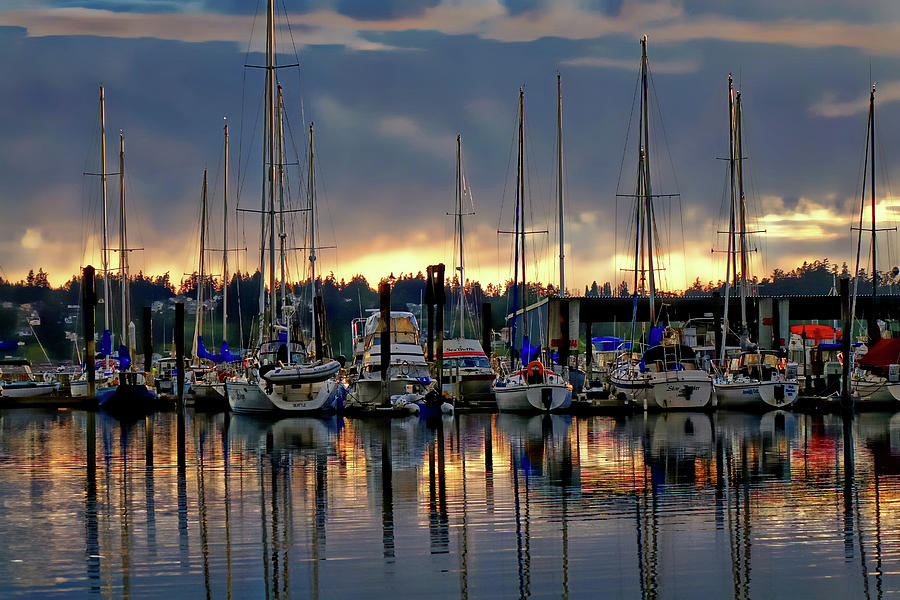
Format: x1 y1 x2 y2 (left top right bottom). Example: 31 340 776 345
353 377 427 406
493 382 570 412
715 380 799 409
649 371 713 410
609 369 652 408
1 383 58 398
852 376 895 405
226 378 341 414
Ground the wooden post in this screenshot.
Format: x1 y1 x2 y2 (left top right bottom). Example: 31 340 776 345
434 264 446 398
481 302 492 361
142 306 152 376
585 321 593 370
175 302 186 468
840 277 853 413
425 265 435 362
175 303 185 408
560 299 570 371
712 291 723 364
313 295 325 359
379 281 391 407
81 266 97 399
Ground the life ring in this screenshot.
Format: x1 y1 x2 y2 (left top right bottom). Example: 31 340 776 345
837 352 843 365
526 361 544 378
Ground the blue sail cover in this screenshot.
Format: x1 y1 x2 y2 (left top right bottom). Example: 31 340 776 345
592 336 631 352
0 341 17 351
118 345 131 371
519 335 541 364
649 327 665 347
100 330 112 356
197 336 239 363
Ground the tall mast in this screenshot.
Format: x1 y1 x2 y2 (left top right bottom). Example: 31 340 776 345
640 35 656 325
308 122 318 349
557 73 565 298
119 132 128 352
519 89 528 345
871 84 877 303
868 83 881 345
720 75 736 361
735 91 749 338
99 86 110 337
192 171 207 361
277 84 287 332
222 120 228 344
457 134 465 338
510 89 523 365
264 0 276 343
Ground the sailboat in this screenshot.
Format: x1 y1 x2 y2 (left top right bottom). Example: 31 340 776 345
71 86 116 400
441 135 494 406
607 36 712 411
713 75 799 409
850 84 900 406
96 128 157 411
188 122 242 406
491 88 571 412
225 4 341 414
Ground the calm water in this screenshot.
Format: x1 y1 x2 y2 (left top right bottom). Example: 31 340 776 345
0 408 899 599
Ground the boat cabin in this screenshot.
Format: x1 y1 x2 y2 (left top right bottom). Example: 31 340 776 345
363 312 420 350
0 358 36 382
640 344 702 373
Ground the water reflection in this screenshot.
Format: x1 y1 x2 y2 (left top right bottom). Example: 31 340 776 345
2 408 900 597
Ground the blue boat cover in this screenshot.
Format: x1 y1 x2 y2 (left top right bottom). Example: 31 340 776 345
520 335 541 364
118 345 131 370
100 330 112 356
592 336 631 352
0 341 17 351
197 336 239 363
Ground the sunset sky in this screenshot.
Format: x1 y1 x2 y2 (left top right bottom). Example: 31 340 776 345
2 0 900 292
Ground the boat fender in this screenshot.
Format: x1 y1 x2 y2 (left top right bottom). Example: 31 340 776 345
399 360 410 376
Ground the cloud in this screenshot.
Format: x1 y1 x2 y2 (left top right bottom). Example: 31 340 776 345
20 228 43 250
376 115 456 160
810 81 900 117
0 7 402 51
7 1 900 57
561 55 700 74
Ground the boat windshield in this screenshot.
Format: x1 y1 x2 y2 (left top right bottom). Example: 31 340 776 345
444 357 490 369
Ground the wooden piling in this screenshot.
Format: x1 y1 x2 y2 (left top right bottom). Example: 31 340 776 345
560 299 570 371
142 306 152 375
175 303 185 408
313 295 325 359
712 291 722 364
81 266 97 399
425 265 435 362
481 302 492 361
840 277 853 413
379 281 391 407
585 321 593 370
434 264 446 398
